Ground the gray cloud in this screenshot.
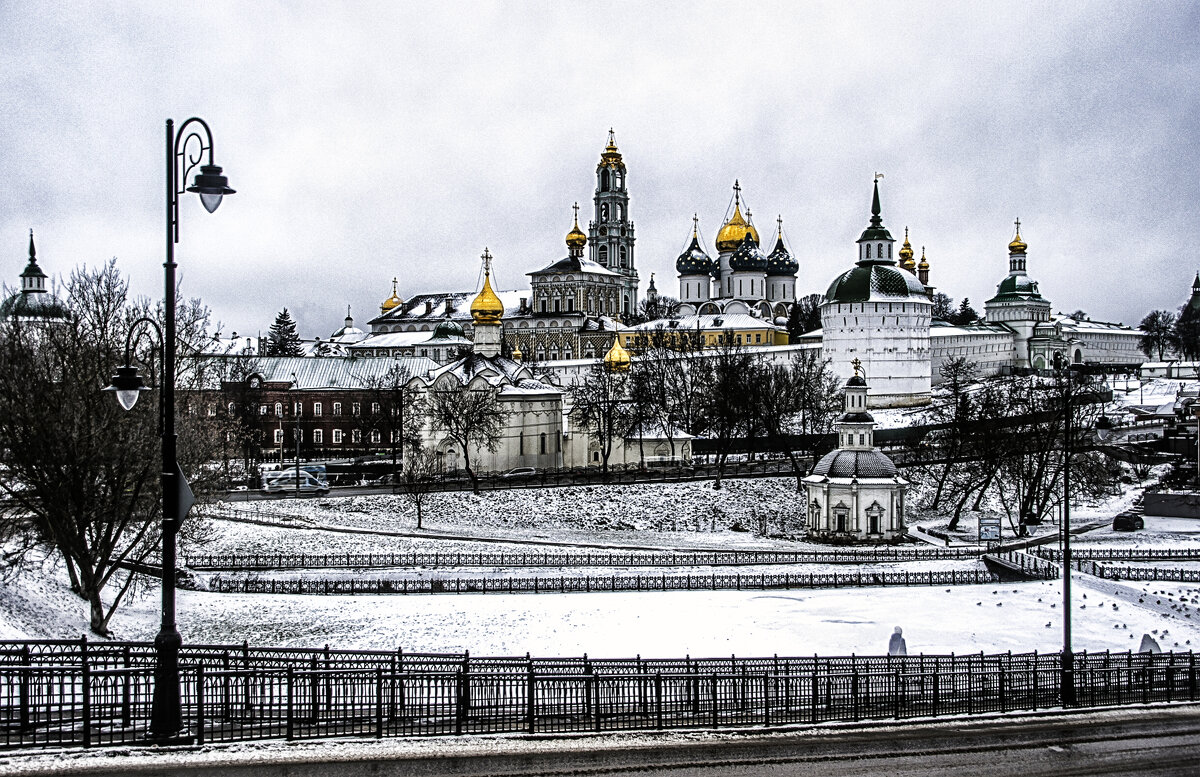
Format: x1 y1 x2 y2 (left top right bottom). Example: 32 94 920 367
2 1 1197 339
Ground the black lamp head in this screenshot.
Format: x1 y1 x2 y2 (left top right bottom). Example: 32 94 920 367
187 164 236 213
103 365 151 411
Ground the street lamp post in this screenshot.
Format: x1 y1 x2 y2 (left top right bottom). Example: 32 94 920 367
291 373 301 498
1060 367 1078 707
104 117 233 740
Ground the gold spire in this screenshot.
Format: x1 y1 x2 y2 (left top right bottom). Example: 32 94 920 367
603 335 631 372
693 213 699 238
715 180 760 251
899 227 916 271
599 128 625 169
470 248 504 325
381 277 403 313
566 202 587 250
1008 217 1027 254
511 344 523 362
918 246 929 271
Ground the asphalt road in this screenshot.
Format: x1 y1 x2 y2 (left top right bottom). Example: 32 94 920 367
8 704 1200 777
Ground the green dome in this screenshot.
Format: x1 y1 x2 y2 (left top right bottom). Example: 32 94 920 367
823 263 928 304
987 274 1046 304
432 319 466 339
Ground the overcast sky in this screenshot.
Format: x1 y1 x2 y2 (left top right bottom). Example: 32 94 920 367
3 2 1198 340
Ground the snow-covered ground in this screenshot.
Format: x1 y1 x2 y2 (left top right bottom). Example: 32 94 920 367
5 456 1200 659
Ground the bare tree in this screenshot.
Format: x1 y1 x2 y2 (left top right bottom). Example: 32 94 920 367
694 330 752 489
399 444 439 529
1138 310 1178 361
0 260 226 635
569 363 634 476
357 365 427 479
627 323 706 459
427 382 508 494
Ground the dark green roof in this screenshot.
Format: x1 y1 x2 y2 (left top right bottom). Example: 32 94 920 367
858 178 893 242
675 234 713 275
824 263 929 304
0 291 71 321
986 273 1047 304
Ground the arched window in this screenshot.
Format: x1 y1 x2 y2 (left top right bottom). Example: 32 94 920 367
616 204 624 221
275 402 283 417
865 244 872 259
615 171 624 190
598 245 608 264
601 203 610 221
877 243 883 257
539 433 547 454
600 169 610 191
888 243 892 258
619 246 627 267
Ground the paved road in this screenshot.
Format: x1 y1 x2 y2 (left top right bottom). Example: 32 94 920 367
9 704 1200 777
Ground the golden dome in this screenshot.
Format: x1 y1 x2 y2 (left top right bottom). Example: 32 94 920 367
899 227 915 269
715 201 760 252
511 344 523 362
566 203 587 250
603 336 631 372
470 249 505 325
1008 218 1027 254
598 128 625 169
918 246 929 271
381 277 403 313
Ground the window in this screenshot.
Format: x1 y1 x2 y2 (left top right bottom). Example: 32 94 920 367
619 246 627 267
598 245 608 264
865 244 871 259
227 402 235 414
259 405 267 416
539 433 547 454
371 402 381 415
540 300 547 313
370 430 381 443
293 402 302 416
352 402 361 417
554 299 560 313
313 429 323 444
313 402 322 417
519 432 524 455
274 429 284 444
333 402 342 416
275 402 283 417
352 430 362 444
332 429 343 444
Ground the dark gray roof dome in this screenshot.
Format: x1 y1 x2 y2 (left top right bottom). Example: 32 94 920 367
432 319 466 339
728 232 768 272
824 263 929 304
0 290 72 321
675 234 713 275
766 234 798 276
811 449 898 478
846 374 867 387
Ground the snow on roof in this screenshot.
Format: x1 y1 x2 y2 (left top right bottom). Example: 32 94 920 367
193 355 441 390
624 314 784 332
531 256 621 277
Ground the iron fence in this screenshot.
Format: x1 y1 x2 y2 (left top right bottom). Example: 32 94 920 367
0 646 1194 749
1072 559 1200 583
1034 547 1200 563
200 569 1000 596
182 547 984 572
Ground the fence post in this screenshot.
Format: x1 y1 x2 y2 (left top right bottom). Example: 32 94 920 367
810 672 818 723
455 669 465 736
711 673 719 729
310 657 319 722
526 667 536 734
376 667 384 738
286 666 294 741
894 669 902 719
656 672 664 730
121 644 131 727
1190 653 1197 702
196 665 206 746
763 673 771 727
999 667 1006 713
852 670 859 722
18 645 30 732
81 659 91 748
932 667 939 717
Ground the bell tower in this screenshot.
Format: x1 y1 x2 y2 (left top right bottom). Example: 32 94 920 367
589 129 638 319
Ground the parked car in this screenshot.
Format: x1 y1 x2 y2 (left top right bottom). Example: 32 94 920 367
502 467 537 479
1113 512 1144 532
262 470 330 496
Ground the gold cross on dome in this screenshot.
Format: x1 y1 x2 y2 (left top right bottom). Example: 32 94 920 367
851 358 863 377
572 202 579 222
481 248 493 275
1014 217 1021 233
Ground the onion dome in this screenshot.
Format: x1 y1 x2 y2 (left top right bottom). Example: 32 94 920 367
598 128 626 170
729 231 767 272
330 306 365 340
824 261 929 303
917 246 929 273
1009 221 1028 255
715 181 760 252
676 217 713 275
899 227 915 271
432 319 465 339
603 336 631 372
511 344 523 362
766 218 799 276
470 248 505 325
566 203 587 252
381 277 403 313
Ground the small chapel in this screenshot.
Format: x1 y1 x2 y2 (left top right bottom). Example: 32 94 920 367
803 360 909 543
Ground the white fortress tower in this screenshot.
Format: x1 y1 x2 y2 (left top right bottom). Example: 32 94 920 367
820 179 931 407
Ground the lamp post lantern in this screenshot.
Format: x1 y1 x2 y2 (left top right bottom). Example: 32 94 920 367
103 117 234 740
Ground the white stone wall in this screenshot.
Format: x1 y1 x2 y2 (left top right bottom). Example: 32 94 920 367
433 391 564 474
930 329 1015 380
802 479 906 542
820 300 932 407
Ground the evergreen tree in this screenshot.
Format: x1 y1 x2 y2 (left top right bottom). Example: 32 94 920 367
265 308 303 356
786 293 823 340
1176 306 1200 361
952 298 978 326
